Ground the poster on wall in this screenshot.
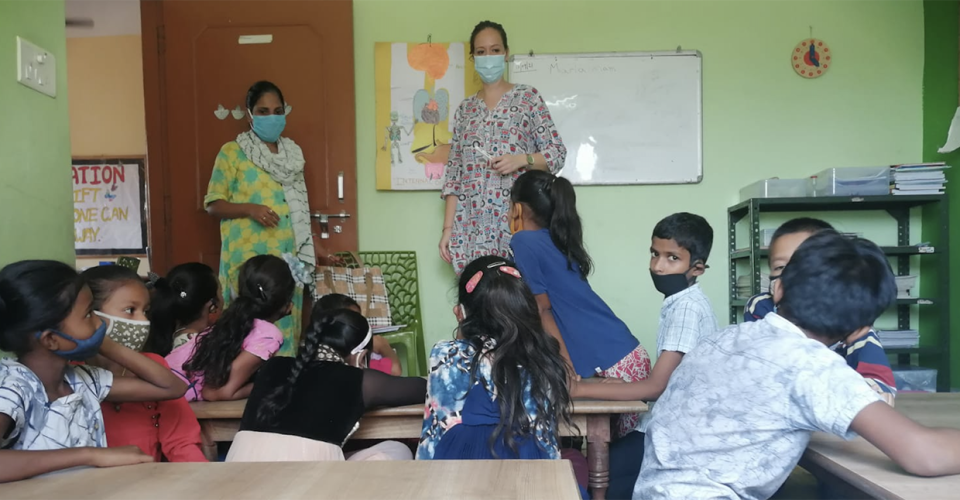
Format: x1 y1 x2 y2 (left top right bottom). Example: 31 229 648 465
374 41 482 190
73 158 147 255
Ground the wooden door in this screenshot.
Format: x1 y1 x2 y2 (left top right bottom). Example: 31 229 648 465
142 0 357 273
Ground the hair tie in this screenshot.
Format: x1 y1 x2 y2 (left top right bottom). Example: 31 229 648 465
179 291 187 299
257 284 267 300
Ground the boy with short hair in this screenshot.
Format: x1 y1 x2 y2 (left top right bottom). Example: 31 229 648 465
745 218 896 405
744 217 835 322
574 212 719 498
635 231 960 500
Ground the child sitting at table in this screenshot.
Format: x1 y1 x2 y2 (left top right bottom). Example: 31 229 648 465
82 265 206 462
0 260 187 482
572 212 718 498
417 256 588 497
148 262 221 357
743 217 896 406
315 294 402 376
166 255 292 401
635 231 960 499
228 307 424 461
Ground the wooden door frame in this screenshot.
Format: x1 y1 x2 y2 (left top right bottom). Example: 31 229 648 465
140 0 171 273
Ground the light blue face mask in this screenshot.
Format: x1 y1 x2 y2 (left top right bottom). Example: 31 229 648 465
249 112 286 143
37 318 110 361
474 55 506 84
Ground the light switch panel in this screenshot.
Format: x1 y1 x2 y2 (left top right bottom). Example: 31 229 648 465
16 36 56 98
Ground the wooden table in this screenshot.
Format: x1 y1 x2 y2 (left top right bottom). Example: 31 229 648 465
0 460 580 500
190 398 646 499
800 393 960 500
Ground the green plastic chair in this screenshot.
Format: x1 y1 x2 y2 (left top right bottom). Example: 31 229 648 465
336 251 426 376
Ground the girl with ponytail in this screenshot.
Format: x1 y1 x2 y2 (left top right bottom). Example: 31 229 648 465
167 255 292 402
509 170 651 437
149 263 220 357
226 308 424 462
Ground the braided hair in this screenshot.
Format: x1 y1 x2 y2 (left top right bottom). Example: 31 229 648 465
255 308 370 425
184 255 294 388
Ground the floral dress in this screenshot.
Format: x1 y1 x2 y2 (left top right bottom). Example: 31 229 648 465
204 141 301 356
416 339 559 460
442 85 566 274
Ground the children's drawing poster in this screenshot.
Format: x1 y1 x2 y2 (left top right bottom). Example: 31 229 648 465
73 158 147 254
375 42 481 190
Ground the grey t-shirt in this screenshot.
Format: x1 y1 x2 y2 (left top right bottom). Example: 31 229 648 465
635 313 881 500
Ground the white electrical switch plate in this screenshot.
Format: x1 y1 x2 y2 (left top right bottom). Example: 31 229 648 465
16 36 56 98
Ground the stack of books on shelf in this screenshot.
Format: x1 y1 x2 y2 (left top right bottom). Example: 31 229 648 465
736 274 769 299
895 275 917 299
875 329 920 349
891 163 950 195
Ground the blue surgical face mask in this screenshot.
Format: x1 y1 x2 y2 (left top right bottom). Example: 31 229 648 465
37 318 111 361
249 111 286 143
474 55 506 84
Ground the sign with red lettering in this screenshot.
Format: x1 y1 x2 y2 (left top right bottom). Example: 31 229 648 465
72 159 147 254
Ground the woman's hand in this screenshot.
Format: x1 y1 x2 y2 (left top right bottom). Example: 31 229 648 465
88 446 154 468
491 154 527 175
248 204 280 227
439 227 453 263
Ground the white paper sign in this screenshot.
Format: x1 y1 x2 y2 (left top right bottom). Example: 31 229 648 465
938 106 960 154
73 162 144 251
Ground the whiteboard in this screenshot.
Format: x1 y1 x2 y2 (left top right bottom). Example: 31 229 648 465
510 51 702 185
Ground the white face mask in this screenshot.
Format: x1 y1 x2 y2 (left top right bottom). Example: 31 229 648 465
459 304 468 319
94 311 150 352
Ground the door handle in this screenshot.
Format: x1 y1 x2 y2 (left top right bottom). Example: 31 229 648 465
311 212 351 239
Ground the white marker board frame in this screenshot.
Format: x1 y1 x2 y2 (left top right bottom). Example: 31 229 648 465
510 50 703 185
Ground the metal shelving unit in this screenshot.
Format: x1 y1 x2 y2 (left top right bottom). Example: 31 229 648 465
727 195 950 391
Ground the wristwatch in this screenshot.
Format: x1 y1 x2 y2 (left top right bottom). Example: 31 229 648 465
526 154 535 167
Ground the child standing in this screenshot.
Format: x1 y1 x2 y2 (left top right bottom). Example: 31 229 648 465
229 308 423 462
166 255 292 401
418 256 585 490
635 231 960 499
315 294 402 376
82 265 206 462
742 218 896 405
508 170 649 436
149 262 221 357
0 261 187 482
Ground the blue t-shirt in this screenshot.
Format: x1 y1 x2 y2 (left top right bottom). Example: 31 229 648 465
510 229 639 377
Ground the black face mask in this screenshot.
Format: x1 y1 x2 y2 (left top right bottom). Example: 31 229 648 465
650 269 693 298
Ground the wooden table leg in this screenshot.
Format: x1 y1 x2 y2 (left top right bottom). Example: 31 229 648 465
198 421 218 461
587 414 612 500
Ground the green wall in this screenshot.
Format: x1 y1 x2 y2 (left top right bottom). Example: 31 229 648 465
354 0 927 357
922 0 959 388
0 0 73 266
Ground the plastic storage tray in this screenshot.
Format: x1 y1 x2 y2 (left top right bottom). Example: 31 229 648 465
740 178 808 201
812 167 890 197
892 365 937 393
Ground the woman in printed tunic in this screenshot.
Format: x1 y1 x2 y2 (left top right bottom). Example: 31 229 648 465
439 21 566 275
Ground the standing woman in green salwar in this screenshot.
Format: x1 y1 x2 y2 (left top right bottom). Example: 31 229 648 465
204 81 333 356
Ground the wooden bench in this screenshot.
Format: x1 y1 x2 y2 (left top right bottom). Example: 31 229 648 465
191 398 646 500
